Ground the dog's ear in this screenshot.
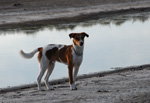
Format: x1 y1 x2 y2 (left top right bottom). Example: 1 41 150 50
82 32 89 38
69 33 75 39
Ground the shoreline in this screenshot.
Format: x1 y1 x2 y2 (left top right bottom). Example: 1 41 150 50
1 64 150 92
0 0 150 30
1 64 150 103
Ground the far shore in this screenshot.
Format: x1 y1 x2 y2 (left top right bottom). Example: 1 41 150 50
0 0 150 29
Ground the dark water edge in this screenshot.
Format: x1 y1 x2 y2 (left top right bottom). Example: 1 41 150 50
0 7 150 35
0 64 150 92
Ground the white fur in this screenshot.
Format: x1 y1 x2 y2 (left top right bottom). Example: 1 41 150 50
20 35 86 91
70 83 76 90
43 44 64 57
72 45 83 65
20 48 39 59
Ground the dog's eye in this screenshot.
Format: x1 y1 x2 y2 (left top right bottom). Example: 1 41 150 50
75 37 80 41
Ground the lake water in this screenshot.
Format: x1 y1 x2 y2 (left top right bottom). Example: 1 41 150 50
0 12 150 88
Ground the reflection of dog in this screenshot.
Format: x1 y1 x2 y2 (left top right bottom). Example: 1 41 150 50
20 32 89 91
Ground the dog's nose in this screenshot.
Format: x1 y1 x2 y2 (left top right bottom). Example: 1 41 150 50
80 42 83 46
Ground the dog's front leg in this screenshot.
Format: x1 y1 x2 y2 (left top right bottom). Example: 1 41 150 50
68 63 77 90
73 66 80 83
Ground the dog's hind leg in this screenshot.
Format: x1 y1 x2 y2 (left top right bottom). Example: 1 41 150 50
44 62 55 90
37 58 49 91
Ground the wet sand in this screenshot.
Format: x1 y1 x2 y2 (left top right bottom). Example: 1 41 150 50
0 0 150 29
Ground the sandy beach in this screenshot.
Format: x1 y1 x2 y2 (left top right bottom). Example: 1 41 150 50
0 0 150 103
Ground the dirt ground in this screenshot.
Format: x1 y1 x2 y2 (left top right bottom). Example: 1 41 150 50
0 0 150 29
0 64 150 103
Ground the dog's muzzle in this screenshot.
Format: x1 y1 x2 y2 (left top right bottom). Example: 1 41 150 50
80 42 83 46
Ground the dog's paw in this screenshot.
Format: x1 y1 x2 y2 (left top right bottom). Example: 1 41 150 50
38 88 45 91
47 87 55 91
70 84 77 90
71 87 77 91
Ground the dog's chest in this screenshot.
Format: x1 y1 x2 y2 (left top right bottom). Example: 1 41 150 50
72 52 83 66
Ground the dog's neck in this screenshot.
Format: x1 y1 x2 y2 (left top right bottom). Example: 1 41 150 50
72 43 84 56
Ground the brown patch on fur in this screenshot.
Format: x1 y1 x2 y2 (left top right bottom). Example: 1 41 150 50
45 47 58 62
66 45 74 84
45 45 74 84
73 38 80 46
70 32 89 47
38 47 43 62
69 32 89 39
56 45 69 63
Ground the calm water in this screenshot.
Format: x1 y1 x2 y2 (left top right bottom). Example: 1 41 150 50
0 12 150 88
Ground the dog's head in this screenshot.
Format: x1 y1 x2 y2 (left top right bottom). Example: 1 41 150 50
69 32 89 47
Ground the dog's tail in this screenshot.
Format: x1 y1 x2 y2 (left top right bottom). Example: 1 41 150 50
20 47 42 59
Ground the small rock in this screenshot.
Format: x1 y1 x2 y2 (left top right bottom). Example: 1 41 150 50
13 3 22 7
97 90 109 93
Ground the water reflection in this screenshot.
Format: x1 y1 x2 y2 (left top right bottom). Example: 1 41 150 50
0 12 150 35
0 12 150 88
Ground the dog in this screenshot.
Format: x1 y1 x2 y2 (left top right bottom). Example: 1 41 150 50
20 32 89 91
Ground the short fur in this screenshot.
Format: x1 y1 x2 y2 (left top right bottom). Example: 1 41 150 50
20 32 89 91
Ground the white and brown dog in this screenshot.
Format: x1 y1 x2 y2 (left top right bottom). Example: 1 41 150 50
20 32 89 91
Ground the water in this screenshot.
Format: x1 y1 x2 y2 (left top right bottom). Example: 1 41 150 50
0 12 150 88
